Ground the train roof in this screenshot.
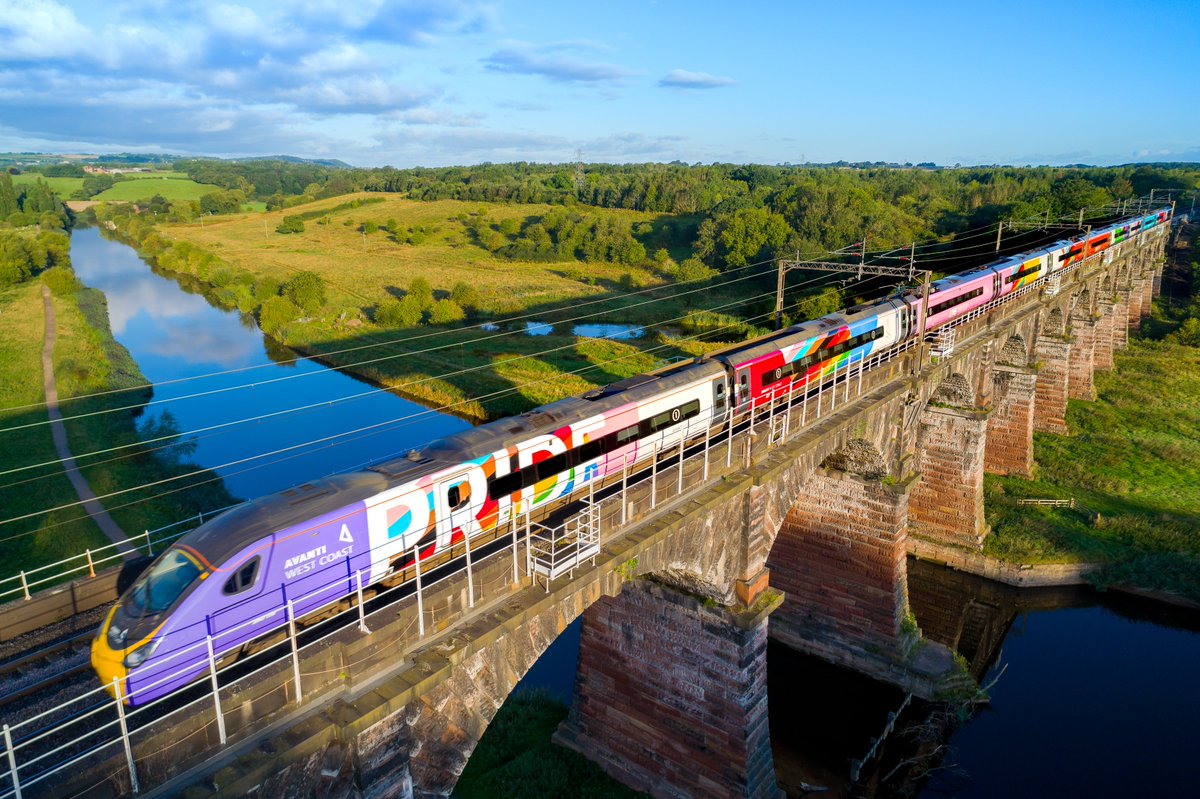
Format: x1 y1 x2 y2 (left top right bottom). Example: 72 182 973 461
183 472 388 566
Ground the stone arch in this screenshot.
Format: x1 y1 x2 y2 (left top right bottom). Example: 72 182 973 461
1101 274 1112 293
1072 289 1092 319
997 333 1029 367
821 437 886 480
1042 308 1065 336
930 372 974 409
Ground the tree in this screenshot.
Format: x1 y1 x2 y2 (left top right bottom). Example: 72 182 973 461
282 271 326 312
407 276 434 309
428 298 465 325
694 207 792 269
0 173 18 217
276 215 305 234
0 232 34 287
40 266 80 296
793 287 844 321
258 296 301 334
375 296 423 327
676 257 718 283
449 281 480 309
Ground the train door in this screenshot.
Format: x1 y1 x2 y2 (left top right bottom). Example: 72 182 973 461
734 367 752 414
712 377 728 424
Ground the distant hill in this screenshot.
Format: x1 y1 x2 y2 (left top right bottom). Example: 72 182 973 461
232 155 353 168
0 152 352 169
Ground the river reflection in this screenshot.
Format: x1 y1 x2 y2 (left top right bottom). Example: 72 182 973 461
69 228 470 500
767 559 1200 798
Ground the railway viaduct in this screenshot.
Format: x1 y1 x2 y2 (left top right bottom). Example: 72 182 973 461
35 224 1169 799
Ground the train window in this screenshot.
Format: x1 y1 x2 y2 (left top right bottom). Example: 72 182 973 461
929 287 984 317
447 483 469 509
487 472 521 500
576 439 605 464
534 453 570 481
615 425 638 445
223 557 260 595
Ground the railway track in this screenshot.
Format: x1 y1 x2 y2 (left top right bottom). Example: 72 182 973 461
0 630 96 717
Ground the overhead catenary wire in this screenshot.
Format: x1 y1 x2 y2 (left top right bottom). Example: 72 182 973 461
1 196 1148 485
0 250 797 416
1 195 1159 530
2 198 1108 417
0 268 875 535
0 290 853 544
0 263 785 474
0 259 779 430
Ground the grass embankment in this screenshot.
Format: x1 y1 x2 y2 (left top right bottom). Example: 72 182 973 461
984 255 1200 602
0 276 236 578
114 194 767 421
456 691 644 799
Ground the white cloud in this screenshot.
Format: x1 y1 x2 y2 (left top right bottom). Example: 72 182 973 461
0 0 95 61
658 69 736 89
484 41 640 84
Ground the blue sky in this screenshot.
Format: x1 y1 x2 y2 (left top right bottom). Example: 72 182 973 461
0 0 1196 167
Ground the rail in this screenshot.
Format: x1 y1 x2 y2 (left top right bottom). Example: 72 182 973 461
2 223 1165 612
0 225 1165 798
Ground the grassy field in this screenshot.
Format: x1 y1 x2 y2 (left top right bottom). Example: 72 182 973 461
152 193 770 420
11 173 85 196
984 258 1200 601
0 282 110 576
0 276 236 580
456 691 644 799
92 176 215 202
167 193 673 312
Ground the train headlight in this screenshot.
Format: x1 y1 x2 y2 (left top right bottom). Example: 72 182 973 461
123 639 160 669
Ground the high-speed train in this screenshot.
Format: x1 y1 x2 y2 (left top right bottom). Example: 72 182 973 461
92 206 1171 704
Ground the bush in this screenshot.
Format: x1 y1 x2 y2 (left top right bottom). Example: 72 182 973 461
283 271 326 312
407 276 434 309
258 296 301 335
675 257 718 283
254 276 282 301
375 296 423 327
276 216 305 234
449 281 480 310
428 298 465 325
1168 317 1200 347
40 266 81 296
362 220 378 234
210 267 234 288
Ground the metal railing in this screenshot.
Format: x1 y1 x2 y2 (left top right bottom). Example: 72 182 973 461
0 504 242 605
0 231 1161 798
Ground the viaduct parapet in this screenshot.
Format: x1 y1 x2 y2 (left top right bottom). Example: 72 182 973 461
37 225 1168 799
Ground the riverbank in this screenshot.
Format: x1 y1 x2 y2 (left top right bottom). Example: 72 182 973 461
0 250 236 576
93 200 758 422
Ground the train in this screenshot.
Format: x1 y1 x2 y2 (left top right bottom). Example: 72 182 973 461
92 206 1171 705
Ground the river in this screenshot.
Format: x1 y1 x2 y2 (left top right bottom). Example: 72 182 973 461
69 227 470 500
70 230 1200 798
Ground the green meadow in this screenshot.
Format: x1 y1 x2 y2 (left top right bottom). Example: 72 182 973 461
92 176 216 202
